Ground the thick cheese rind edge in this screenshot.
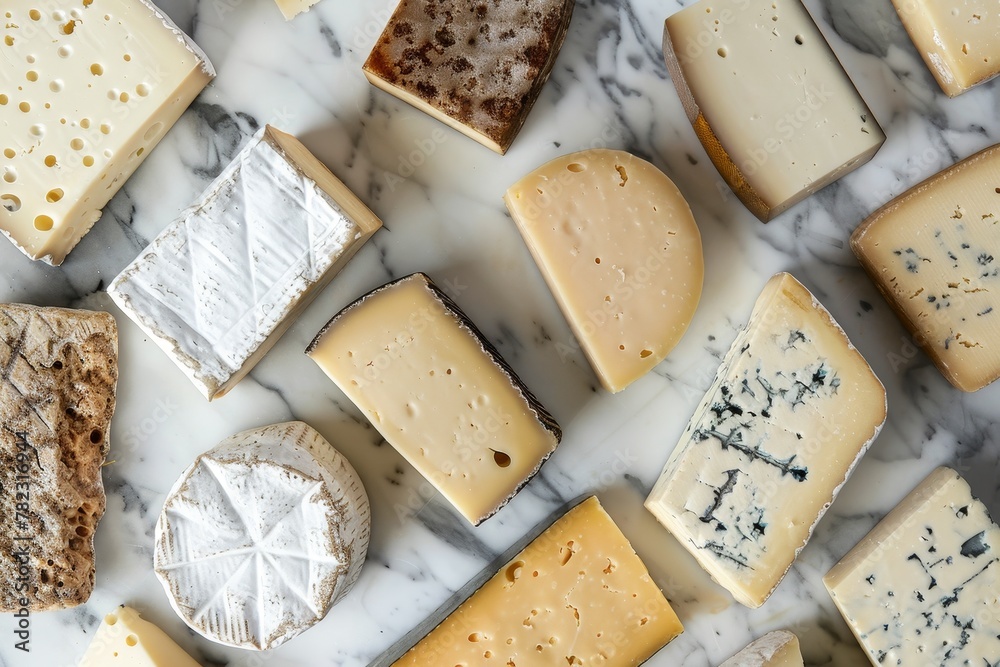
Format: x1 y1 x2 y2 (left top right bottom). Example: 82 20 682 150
137 0 217 77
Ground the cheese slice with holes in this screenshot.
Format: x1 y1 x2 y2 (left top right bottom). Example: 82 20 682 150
306 272 560 526
504 149 703 393
392 496 683 666
0 0 214 265
720 631 803 667
80 606 201 666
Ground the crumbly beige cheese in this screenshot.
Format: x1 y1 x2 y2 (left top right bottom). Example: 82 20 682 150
720 631 803 667
80 606 201 666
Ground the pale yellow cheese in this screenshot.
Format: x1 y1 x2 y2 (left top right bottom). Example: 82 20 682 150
80 606 201 666
504 149 703 393
272 0 320 21
393 496 683 667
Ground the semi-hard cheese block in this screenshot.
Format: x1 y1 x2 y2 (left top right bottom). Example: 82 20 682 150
154 422 370 650
825 467 1000 665
504 149 703 393
110 125 382 400
645 273 886 608
851 144 1000 392
307 273 560 526
0 304 117 612
362 0 574 154
393 496 683 666
720 631 803 667
662 0 885 222
892 0 1000 96
80 606 201 666
0 0 214 265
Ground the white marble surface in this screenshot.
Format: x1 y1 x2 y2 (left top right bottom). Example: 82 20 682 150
2 0 1000 665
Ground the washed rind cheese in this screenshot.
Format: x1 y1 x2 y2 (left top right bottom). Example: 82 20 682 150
362 0 575 155
720 631 803 667
0 0 215 265
80 605 201 666
645 273 886 608
504 149 703 393
662 0 885 222
392 496 683 666
824 467 1000 666
109 125 382 400
851 143 1000 392
154 421 371 651
307 272 560 526
0 304 117 611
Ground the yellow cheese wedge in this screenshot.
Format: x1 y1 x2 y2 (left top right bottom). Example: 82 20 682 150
80 606 201 666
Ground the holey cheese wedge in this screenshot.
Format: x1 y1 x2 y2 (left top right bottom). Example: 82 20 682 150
154 422 371 650
825 468 1000 666
662 0 885 222
505 149 704 393
645 273 886 608
0 0 214 265
363 0 574 154
851 144 1000 392
80 606 200 666
720 631 803 667
307 273 560 526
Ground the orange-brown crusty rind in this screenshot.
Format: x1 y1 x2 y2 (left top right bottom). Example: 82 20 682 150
363 0 575 155
0 304 118 611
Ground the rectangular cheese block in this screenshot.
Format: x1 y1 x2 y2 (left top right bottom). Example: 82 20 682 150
892 0 1000 96
80 606 201 666
824 467 1000 666
0 0 214 265
0 304 117 611
392 496 683 666
645 273 886 608
306 273 560 526
662 0 885 222
851 143 1000 392
110 125 382 401
720 631 803 667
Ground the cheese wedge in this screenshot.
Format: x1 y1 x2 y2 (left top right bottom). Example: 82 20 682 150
273 0 320 20
720 631 803 667
80 606 201 666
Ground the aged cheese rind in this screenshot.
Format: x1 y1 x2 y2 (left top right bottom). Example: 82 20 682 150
645 273 886 608
824 467 1000 666
393 496 683 666
154 421 371 651
851 143 1000 392
110 125 382 400
662 0 885 222
504 149 704 393
0 304 117 611
362 0 575 154
80 605 201 666
720 631 803 667
307 273 560 526
0 0 214 265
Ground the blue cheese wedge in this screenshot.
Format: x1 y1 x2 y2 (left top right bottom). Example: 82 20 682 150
721 631 803 667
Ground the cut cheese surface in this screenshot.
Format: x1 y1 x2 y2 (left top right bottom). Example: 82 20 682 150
825 467 1000 666
663 0 885 221
851 143 1000 392
362 0 574 154
720 631 803 667
504 149 703 393
0 0 214 265
307 273 560 526
80 606 201 666
645 273 886 608
273 0 320 20
392 496 683 667
110 125 382 400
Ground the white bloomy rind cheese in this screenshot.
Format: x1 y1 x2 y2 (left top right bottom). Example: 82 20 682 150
645 273 887 608
307 272 561 526
851 143 1000 392
154 421 371 651
504 149 704 393
80 606 201 666
662 0 885 222
0 0 214 265
824 467 1000 666
720 630 804 667
110 125 382 400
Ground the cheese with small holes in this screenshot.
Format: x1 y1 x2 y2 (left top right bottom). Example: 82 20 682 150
504 149 703 393
306 272 560 526
392 496 683 666
851 143 1000 392
154 422 371 650
80 606 201 666
720 631 803 667
109 125 382 400
662 0 885 221
0 0 214 265
824 467 1000 666
645 273 886 608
